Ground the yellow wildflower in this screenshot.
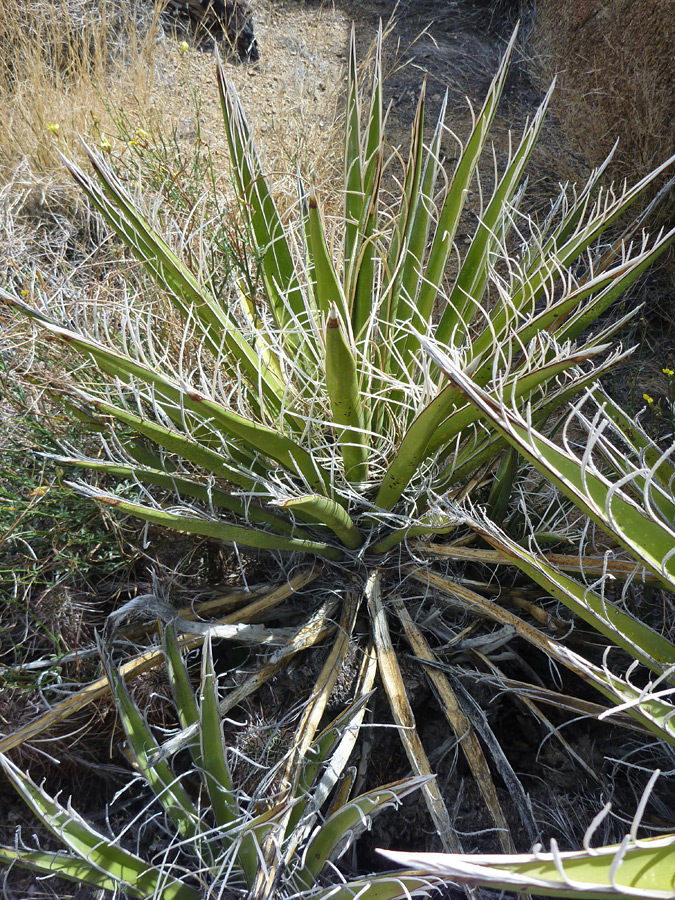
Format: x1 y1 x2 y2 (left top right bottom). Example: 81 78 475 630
100 136 112 152
643 393 654 405
179 40 189 56
47 123 60 134
663 368 674 377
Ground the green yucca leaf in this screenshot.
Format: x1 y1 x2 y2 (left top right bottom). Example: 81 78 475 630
379 832 675 899
216 55 307 344
199 635 236 821
374 380 463 511
562 646 675 747
292 775 430 890
438 81 555 344
324 304 369 483
306 872 444 900
74 486 344 559
424 338 675 589
343 26 364 294
571 396 675 526
51 456 300 535
433 346 630 491
305 187 349 324
63 150 224 326
371 517 457 555
348 24 384 338
0 755 200 900
478 226 675 377
484 446 519 525
55 397 260 491
382 80 426 349
469 154 675 369
198 637 260 884
397 88 448 361
281 493 364 549
0 846 146 899
376 345 606 511
470 519 675 676
557 229 675 347
297 170 319 318
590 387 675 507
528 150 615 265
415 26 518 344
362 22 383 211
62 151 286 418
102 651 207 847
350 151 383 342
7 304 329 493
163 624 201 736
426 346 610 459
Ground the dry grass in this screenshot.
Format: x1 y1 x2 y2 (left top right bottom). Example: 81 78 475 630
529 0 675 229
0 0 349 265
0 0 352 383
0 0 163 174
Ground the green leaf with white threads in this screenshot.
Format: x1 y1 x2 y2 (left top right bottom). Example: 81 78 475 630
63 150 285 418
343 26 364 297
438 81 554 344
50 455 301 535
71 485 345 560
293 776 430 890
216 56 307 346
102 652 207 848
0 754 200 900
198 637 259 885
422 337 675 590
305 187 349 324
415 27 519 348
304 873 445 900
325 304 369 483
7 306 330 494
379 832 675 899
281 494 363 549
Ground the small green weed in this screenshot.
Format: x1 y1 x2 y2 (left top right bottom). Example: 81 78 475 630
0 388 134 683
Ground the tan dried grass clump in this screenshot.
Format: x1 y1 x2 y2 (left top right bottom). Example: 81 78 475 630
531 0 675 223
0 0 165 174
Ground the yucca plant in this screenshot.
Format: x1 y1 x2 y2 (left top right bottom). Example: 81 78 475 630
3 18 675 890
